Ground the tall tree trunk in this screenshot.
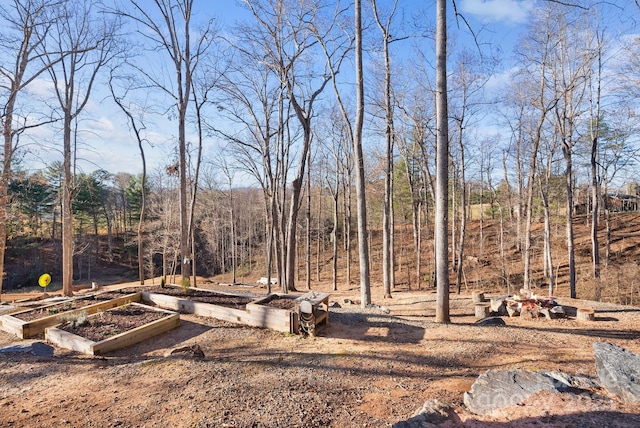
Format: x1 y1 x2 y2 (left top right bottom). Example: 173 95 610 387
371 0 397 299
62 114 74 296
354 0 371 308
230 188 237 284
316 182 322 283
306 150 311 290
455 131 466 294
563 146 576 298
332 171 339 291
590 32 603 295
434 0 450 323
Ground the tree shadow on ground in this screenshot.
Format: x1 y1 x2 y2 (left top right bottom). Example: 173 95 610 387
455 410 640 427
327 311 426 344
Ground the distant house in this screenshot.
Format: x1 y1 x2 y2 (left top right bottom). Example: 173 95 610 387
606 194 639 212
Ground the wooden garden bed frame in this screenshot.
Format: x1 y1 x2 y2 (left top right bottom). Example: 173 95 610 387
0 292 142 339
141 287 251 323
246 294 299 333
45 303 179 355
143 288 300 333
143 288 329 335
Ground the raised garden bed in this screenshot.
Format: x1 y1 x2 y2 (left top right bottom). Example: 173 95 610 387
142 286 254 308
0 292 141 339
142 286 255 325
246 294 299 333
45 303 179 355
142 286 329 335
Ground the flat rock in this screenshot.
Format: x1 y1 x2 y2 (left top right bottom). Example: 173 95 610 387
393 399 461 428
366 304 391 314
463 370 570 416
475 317 506 326
165 344 205 359
594 342 640 403
0 341 54 357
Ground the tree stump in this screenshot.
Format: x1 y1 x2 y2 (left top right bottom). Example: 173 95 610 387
475 303 490 319
577 307 595 322
472 290 486 303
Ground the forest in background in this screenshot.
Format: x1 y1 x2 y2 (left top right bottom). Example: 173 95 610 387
5 162 640 309
3 1 640 315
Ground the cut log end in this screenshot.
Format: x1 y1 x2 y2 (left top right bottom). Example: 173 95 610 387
577 307 595 322
475 303 490 319
471 290 486 303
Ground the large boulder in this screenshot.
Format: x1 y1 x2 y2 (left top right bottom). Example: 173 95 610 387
463 369 570 416
593 342 640 404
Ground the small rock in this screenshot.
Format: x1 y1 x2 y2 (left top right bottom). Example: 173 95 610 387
366 304 390 314
165 344 205 359
393 399 461 428
475 317 506 327
341 298 355 305
328 301 341 308
594 342 640 404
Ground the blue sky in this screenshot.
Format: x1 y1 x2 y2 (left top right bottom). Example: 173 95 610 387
12 0 636 182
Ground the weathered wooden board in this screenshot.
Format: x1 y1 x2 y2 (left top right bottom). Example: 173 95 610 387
144 290 299 333
142 291 249 324
45 303 179 356
0 292 142 339
246 294 298 333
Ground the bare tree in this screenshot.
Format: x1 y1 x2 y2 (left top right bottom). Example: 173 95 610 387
42 0 119 296
0 0 63 295
371 0 401 299
434 0 449 323
119 0 215 285
449 49 493 294
108 72 149 285
551 5 593 299
511 6 562 291
354 0 371 307
588 28 604 296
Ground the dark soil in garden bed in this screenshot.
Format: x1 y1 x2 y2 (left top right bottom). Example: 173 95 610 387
260 296 297 310
143 286 254 309
58 305 167 342
13 295 111 322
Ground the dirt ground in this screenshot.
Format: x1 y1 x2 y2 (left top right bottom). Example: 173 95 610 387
1 279 640 427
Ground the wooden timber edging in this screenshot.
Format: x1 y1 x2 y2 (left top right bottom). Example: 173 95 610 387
45 302 179 356
142 291 250 324
246 294 299 334
143 291 299 334
0 292 142 339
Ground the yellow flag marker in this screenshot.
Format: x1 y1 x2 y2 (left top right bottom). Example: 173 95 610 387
38 273 51 288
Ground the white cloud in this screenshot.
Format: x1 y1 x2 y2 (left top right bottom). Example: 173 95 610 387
485 67 518 93
88 116 115 132
25 77 55 98
460 0 534 25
